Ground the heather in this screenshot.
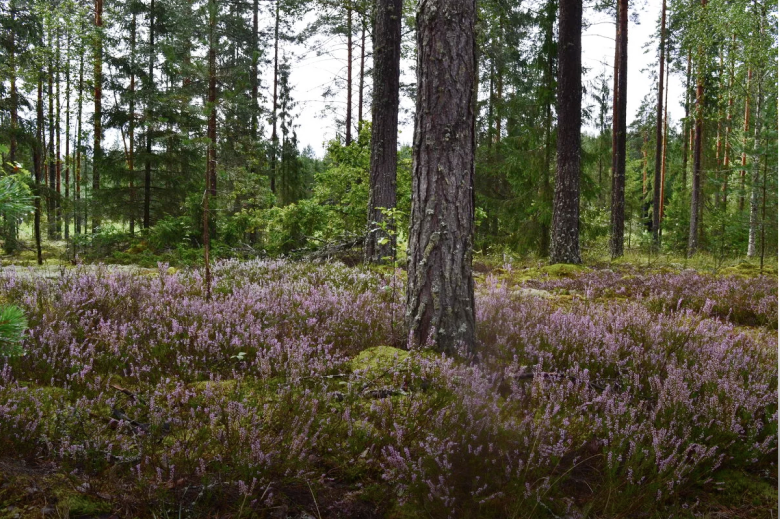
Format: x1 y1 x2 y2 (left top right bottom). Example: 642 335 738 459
0 260 776 517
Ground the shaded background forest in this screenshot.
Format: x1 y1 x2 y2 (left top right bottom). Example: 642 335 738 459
0 0 777 266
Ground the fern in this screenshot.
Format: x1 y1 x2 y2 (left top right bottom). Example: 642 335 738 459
0 305 27 357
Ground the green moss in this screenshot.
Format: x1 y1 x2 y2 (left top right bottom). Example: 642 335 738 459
540 263 589 278
350 346 411 373
60 493 113 516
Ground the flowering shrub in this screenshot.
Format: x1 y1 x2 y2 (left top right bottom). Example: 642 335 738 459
526 268 778 328
0 260 775 517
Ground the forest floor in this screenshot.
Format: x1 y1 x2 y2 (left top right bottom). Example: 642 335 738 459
0 254 776 518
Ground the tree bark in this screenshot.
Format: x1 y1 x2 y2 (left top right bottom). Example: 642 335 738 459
747 79 762 257
364 0 402 264
204 0 217 299
144 0 155 228
609 0 628 258
687 0 707 258
681 52 691 190
129 10 136 236
76 46 84 236
48 44 56 240
35 76 44 264
550 0 582 264
651 0 666 248
251 0 259 141
406 0 476 356
358 15 366 132
270 0 280 195
739 68 751 212
345 2 353 145
64 30 71 242
93 0 103 233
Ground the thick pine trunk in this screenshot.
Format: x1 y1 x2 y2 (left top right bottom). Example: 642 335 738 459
609 0 628 258
364 0 402 264
550 0 582 264
93 0 103 233
651 0 666 247
406 0 476 356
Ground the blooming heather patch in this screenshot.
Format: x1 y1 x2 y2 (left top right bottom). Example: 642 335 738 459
0 260 776 517
526 268 778 328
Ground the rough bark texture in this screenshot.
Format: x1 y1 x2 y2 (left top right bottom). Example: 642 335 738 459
406 0 476 356
651 0 666 247
739 69 751 212
364 0 402 264
550 0 582 264
609 0 628 258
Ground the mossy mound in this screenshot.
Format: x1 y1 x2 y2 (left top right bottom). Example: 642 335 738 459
541 263 589 278
350 346 411 374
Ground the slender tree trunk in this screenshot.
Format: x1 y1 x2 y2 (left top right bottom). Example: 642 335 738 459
721 35 735 209
747 80 762 257
660 54 669 233
128 11 136 236
550 0 582 264
5 1 19 252
688 0 707 257
65 31 71 242
759 144 767 269
251 0 259 140
48 47 56 240
406 0 476 356
76 48 84 236
8 2 17 170
144 0 155 228
610 0 628 258
204 0 218 299
358 15 366 132
270 0 279 195
345 2 353 145
681 52 691 190
364 0 402 264
35 76 44 264
651 0 666 247
93 0 103 233
56 30 62 239
739 68 751 212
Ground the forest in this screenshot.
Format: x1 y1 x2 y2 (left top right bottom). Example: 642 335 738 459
0 0 777 516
